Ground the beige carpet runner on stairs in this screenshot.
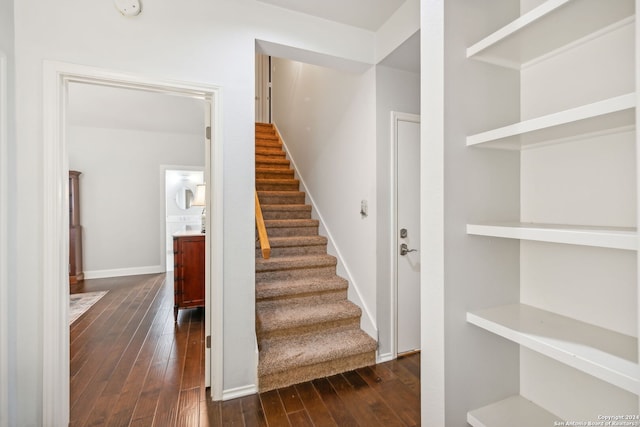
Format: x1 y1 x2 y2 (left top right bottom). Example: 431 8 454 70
255 122 377 392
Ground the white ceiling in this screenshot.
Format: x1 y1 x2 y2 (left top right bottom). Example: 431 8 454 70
257 0 406 31
67 83 205 135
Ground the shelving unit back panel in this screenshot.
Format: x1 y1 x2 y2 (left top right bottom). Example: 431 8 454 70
521 241 638 337
521 349 638 423
521 19 635 120
521 130 636 227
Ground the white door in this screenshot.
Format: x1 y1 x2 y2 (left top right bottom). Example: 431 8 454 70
396 114 421 354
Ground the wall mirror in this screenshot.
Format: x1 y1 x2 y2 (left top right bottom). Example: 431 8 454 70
175 186 194 210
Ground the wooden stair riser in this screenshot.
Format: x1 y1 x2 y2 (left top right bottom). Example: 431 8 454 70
256 289 348 310
256 265 336 282
258 352 376 392
257 192 306 205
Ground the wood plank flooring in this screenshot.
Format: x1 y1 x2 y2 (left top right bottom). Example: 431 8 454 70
70 273 420 426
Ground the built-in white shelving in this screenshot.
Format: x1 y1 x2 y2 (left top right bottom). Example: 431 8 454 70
467 94 636 150
467 395 562 427
467 304 639 394
466 222 637 251
466 0 634 68
459 0 638 424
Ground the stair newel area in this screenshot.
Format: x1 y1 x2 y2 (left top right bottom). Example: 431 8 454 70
254 122 377 392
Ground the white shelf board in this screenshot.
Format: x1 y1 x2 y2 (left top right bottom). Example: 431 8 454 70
466 0 635 68
467 222 637 251
468 395 562 427
467 94 636 150
467 304 640 394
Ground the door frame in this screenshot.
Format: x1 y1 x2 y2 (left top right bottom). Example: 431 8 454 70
42 61 224 424
390 111 421 360
0 51 9 427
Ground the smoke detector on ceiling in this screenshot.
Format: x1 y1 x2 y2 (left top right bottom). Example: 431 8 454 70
114 0 142 16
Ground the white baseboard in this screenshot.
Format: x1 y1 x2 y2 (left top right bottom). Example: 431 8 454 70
83 265 165 280
377 352 395 364
222 384 258 401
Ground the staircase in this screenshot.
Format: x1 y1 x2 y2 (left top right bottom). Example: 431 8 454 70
255 122 377 392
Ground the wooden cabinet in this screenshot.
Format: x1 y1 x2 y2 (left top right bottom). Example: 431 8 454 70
173 231 205 321
69 170 83 285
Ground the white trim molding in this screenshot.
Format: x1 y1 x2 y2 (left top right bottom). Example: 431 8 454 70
42 61 225 425
222 384 258 401
83 265 165 280
0 51 10 427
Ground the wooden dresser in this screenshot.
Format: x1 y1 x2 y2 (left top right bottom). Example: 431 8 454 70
173 231 205 321
69 170 83 284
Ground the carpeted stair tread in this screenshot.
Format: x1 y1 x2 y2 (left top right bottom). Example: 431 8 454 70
264 219 319 228
256 156 290 166
256 178 300 191
257 191 306 205
261 204 310 211
255 254 336 272
255 131 278 139
256 276 348 300
255 147 286 157
257 190 305 199
259 235 327 249
258 328 377 377
255 235 327 257
254 122 376 391
260 204 311 219
257 300 361 334
256 139 282 150
256 167 293 177
256 178 298 185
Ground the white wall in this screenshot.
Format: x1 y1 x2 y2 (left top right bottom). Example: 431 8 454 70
375 64 420 359
271 57 378 335
421 1 522 425
0 0 15 425
68 126 204 278
9 0 414 423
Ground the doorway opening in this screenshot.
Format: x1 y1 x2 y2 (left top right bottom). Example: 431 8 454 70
42 61 223 424
164 168 205 271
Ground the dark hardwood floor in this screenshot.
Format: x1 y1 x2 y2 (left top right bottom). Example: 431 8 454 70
70 273 420 426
